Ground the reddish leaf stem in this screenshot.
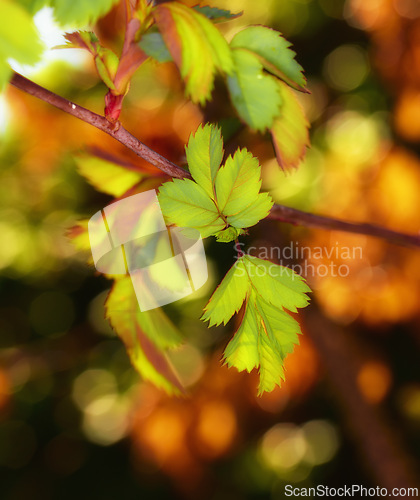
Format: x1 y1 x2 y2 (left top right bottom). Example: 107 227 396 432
9 72 420 249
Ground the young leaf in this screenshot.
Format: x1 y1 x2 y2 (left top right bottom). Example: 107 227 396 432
105 277 184 394
193 6 241 23
230 26 307 93
138 31 173 63
215 226 245 243
227 48 282 131
271 81 310 170
158 178 225 238
58 31 98 52
154 2 233 104
185 123 224 199
75 155 142 197
201 258 249 327
203 255 311 394
52 0 120 27
94 46 120 90
243 256 310 312
215 149 274 228
59 32 120 91
158 124 272 242
0 0 44 89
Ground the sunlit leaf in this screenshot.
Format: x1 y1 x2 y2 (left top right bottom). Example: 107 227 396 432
105 277 184 394
201 258 249 326
158 178 225 238
0 0 44 90
243 256 311 311
271 81 310 170
230 26 307 92
75 155 142 197
52 0 120 27
159 124 272 242
223 298 259 372
203 256 310 394
186 123 224 199
154 2 233 103
227 48 282 131
215 149 273 229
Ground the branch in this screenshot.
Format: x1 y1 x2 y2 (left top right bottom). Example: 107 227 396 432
269 205 420 248
10 72 190 180
10 72 420 249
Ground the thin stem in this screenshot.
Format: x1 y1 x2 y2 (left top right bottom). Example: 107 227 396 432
268 205 420 248
9 72 420 249
10 72 190 180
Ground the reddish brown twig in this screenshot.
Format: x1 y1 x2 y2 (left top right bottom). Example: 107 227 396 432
9 71 420 249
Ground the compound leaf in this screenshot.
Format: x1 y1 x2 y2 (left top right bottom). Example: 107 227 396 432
203 256 310 394
227 48 282 131
154 2 233 104
158 178 225 238
159 124 272 242
105 277 184 394
230 25 307 92
215 149 273 228
271 81 310 170
186 123 224 199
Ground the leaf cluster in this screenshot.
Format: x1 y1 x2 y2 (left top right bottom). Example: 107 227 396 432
158 124 273 242
202 255 311 394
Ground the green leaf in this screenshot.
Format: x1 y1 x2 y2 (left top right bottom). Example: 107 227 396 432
185 123 224 199
230 26 307 92
158 124 272 242
215 226 245 242
201 258 249 327
154 2 233 104
227 48 282 131
138 31 173 63
58 31 99 52
75 154 142 197
105 277 184 394
0 0 44 90
215 148 273 229
158 178 225 238
52 0 120 27
243 256 311 311
95 46 120 90
193 5 241 22
203 255 311 394
223 299 259 372
271 81 310 170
